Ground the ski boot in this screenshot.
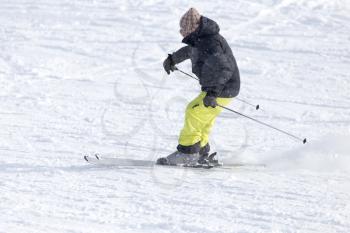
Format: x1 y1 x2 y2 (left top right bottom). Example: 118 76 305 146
156 151 200 166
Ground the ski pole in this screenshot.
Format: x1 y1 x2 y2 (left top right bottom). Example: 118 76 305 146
173 67 260 110
217 104 307 144
235 98 259 110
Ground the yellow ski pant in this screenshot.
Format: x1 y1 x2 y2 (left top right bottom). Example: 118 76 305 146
179 92 232 148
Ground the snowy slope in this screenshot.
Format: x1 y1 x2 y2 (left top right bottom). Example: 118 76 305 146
0 0 350 232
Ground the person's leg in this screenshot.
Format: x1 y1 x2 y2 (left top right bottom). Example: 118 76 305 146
158 93 205 165
178 92 232 153
177 92 206 153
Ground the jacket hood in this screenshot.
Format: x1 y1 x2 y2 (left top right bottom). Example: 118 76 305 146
182 17 220 45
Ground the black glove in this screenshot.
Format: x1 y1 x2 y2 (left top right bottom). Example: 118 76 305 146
163 54 175 75
203 94 217 108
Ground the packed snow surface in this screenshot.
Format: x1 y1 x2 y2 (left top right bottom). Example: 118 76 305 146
1 0 350 232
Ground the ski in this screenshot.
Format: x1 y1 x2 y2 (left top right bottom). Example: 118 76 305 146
83 154 265 169
84 154 155 167
83 154 218 169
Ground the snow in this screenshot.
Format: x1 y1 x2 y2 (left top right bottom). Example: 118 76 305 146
0 0 350 232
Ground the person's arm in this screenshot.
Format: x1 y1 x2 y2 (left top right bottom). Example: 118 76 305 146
171 46 191 64
163 46 191 74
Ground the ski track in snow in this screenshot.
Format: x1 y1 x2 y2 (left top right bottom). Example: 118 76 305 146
0 0 350 232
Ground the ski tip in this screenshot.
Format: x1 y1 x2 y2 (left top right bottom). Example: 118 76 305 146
84 155 89 162
256 105 260 110
94 153 100 160
303 138 307 144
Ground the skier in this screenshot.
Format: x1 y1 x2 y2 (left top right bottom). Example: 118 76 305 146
157 8 240 166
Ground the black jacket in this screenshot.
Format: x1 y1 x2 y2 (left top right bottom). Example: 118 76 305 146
172 17 240 98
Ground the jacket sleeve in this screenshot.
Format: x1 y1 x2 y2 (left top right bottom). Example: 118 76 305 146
171 46 191 64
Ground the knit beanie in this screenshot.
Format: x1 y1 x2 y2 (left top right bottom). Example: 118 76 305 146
179 8 201 37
